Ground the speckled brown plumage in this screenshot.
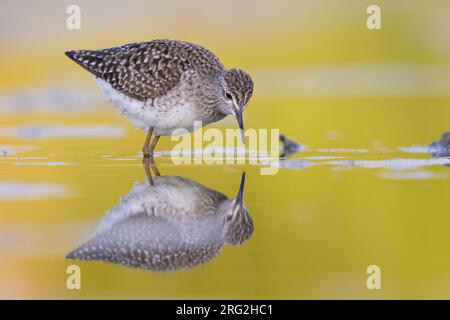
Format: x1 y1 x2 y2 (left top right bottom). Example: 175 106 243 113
66 40 224 101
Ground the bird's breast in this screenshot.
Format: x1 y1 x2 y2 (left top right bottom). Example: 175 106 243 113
95 76 224 136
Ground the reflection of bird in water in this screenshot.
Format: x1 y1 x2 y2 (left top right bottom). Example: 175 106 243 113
429 132 450 158
279 133 303 158
65 39 253 157
66 170 252 271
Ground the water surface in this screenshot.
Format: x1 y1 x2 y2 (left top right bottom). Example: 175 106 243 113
1 98 450 299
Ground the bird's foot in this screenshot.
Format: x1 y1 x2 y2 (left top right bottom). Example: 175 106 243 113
143 149 152 159
142 154 160 185
143 151 154 163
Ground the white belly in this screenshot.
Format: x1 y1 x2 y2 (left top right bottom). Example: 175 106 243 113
95 78 200 136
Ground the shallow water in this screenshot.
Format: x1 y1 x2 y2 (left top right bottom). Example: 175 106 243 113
1 96 450 299
2 0 450 299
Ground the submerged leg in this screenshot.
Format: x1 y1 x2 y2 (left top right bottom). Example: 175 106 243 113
151 162 161 176
142 155 161 185
143 127 154 158
142 156 155 185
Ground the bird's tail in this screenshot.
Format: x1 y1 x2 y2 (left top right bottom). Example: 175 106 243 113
65 50 104 78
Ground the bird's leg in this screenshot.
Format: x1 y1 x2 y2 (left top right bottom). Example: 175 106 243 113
142 153 161 184
144 162 154 185
143 127 154 158
142 155 155 185
149 135 160 155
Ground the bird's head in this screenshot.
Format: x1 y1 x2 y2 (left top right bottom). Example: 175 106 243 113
216 172 253 245
217 69 254 143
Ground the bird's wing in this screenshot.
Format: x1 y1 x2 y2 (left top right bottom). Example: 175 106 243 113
65 40 223 101
66 212 222 271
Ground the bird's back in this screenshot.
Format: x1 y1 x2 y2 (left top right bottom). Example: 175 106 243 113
94 176 228 236
65 39 224 101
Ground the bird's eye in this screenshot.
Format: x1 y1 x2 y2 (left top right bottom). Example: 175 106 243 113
225 92 233 100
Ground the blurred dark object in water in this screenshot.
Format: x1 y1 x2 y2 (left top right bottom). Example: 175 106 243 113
429 132 450 158
280 133 303 158
66 172 252 272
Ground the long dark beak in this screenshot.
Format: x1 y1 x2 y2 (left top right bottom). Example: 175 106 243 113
235 110 245 144
236 172 246 205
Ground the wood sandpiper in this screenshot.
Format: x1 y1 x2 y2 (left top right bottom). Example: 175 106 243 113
65 39 254 157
